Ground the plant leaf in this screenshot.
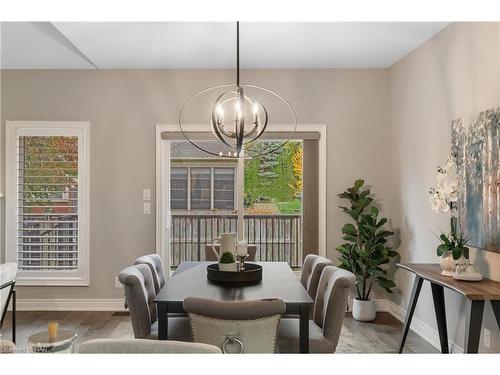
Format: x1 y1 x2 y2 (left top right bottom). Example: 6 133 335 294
354 179 364 191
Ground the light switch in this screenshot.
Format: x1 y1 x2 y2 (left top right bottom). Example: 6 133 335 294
143 188 151 201
143 202 151 215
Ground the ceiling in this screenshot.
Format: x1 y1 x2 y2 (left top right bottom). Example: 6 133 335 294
1 22 449 69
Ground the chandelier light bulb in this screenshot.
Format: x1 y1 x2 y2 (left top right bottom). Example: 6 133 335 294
216 105 224 123
252 102 259 123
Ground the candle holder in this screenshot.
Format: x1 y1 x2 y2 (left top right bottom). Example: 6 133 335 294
236 254 249 271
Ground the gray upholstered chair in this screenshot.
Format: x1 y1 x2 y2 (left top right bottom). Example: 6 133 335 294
79 339 221 353
204 245 257 261
278 265 355 353
135 254 166 294
118 264 189 340
184 297 286 353
300 254 333 299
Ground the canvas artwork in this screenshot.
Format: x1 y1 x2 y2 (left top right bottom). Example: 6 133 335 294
451 108 500 252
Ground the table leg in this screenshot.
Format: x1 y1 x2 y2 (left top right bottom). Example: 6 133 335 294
12 289 16 344
398 276 423 353
299 304 310 353
464 300 484 353
158 303 168 340
430 282 449 353
491 301 500 330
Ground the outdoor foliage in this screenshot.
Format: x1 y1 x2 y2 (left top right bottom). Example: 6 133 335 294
244 141 302 213
290 146 302 196
22 136 78 205
336 179 398 301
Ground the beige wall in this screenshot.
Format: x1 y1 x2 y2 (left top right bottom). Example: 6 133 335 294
0 69 390 299
389 22 500 352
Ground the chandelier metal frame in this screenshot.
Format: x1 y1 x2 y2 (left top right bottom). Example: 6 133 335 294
178 22 297 158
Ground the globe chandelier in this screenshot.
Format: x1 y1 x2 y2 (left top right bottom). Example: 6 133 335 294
178 22 297 158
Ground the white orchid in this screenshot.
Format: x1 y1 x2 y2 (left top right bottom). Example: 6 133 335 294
429 157 460 215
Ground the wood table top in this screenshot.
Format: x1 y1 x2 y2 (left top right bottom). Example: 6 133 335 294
397 263 500 300
155 261 313 305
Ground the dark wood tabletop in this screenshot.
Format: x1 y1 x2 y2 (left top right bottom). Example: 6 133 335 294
155 261 313 352
156 261 313 305
397 263 500 300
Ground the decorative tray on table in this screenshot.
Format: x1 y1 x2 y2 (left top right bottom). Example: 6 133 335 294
207 263 262 285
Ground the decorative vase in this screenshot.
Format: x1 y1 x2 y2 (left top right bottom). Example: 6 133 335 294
352 298 376 322
218 262 237 272
439 251 457 276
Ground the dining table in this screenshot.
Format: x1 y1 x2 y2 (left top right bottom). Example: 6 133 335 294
154 261 314 353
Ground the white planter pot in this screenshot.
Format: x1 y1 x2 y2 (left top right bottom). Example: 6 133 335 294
218 262 237 272
440 252 456 276
352 298 376 322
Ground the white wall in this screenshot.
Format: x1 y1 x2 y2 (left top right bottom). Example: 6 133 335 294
0 69 390 299
389 22 500 352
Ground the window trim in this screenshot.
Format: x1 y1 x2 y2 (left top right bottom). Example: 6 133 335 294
156 123 327 273
5 121 90 286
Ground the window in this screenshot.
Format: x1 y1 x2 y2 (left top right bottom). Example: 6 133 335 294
6 122 90 285
170 166 235 211
190 167 211 209
170 167 188 209
214 167 235 210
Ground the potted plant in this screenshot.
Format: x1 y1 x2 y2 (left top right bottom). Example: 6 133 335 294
429 157 469 275
218 251 237 272
336 179 398 322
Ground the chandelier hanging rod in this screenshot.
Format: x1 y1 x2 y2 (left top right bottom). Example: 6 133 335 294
236 21 240 87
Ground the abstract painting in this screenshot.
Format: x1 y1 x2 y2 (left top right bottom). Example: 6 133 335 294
451 108 500 252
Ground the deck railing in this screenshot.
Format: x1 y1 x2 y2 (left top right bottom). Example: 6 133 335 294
170 214 303 268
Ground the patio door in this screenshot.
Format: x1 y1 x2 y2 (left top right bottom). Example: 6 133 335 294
157 125 326 271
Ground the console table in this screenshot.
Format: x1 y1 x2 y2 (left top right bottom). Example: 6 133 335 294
397 263 500 353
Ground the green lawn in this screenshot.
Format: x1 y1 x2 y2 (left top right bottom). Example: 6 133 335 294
276 199 302 214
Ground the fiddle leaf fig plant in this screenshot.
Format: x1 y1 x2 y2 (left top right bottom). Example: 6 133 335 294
336 179 398 301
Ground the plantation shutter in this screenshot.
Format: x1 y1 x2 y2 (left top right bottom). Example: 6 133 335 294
17 135 80 271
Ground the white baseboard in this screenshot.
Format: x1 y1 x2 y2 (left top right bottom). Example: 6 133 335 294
348 298 463 353
9 298 126 312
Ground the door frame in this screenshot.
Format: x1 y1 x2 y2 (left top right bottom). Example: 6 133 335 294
155 123 327 274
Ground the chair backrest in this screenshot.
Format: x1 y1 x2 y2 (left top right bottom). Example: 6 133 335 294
0 263 17 324
184 297 285 353
313 265 355 351
134 254 166 294
118 264 157 338
79 339 222 354
204 245 257 261
300 254 333 298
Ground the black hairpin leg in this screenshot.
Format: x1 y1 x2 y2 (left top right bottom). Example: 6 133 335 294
430 282 449 353
491 300 500 331
464 300 484 353
398 276 423 353
12 289 16 344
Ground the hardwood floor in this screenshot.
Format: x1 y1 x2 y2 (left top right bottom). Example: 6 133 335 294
1 311 437 353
